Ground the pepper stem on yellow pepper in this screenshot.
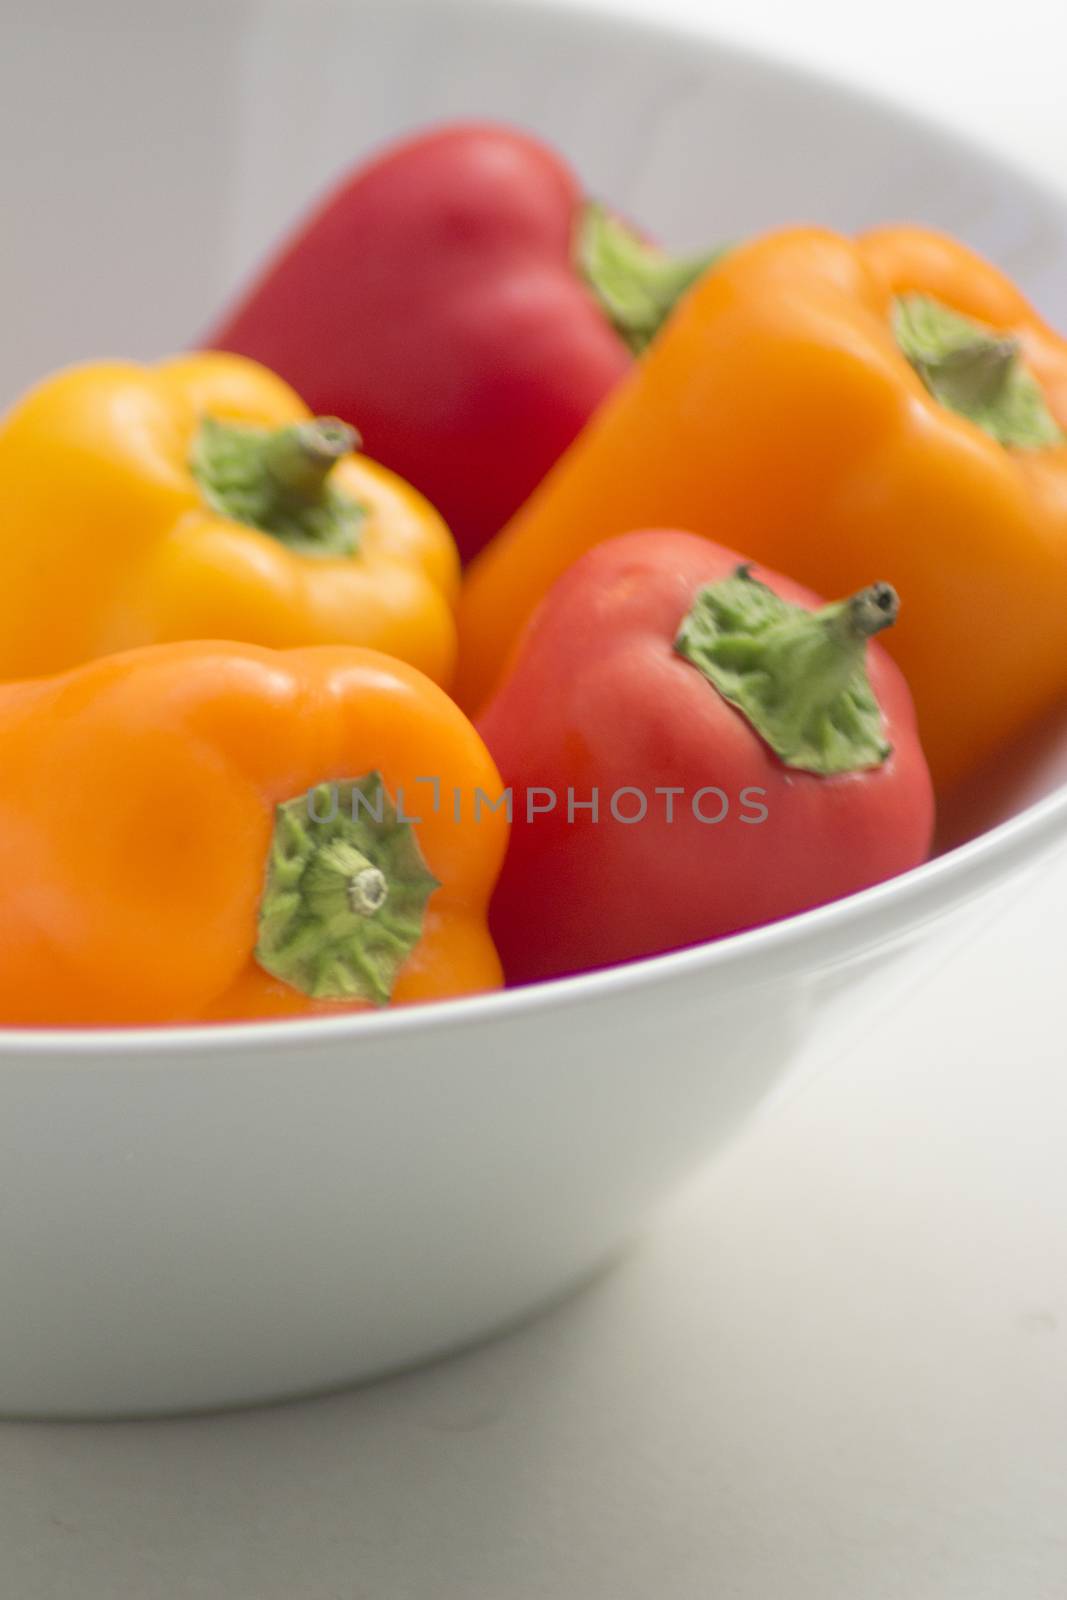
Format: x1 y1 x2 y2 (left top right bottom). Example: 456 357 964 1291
262 417 359 499
674 565 897 775
191 414 366 557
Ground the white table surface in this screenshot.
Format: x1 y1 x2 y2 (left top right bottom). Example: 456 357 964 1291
8 3 1067 1597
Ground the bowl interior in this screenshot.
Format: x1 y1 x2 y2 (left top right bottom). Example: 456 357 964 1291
5 0 1067 390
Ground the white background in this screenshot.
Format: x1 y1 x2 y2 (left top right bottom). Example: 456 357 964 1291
5 2 1067 1596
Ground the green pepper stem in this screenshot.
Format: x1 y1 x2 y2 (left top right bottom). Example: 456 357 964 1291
303 838 389 920
190 415 365 558
922 335 1019 412
674 568 898 776
893 294 1063 451
262 418 360 503
833 581 899 642
578 202 726 354
755 583 898 753
255 775 439 1006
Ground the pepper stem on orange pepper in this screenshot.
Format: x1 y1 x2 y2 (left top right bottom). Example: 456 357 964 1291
893 294 1064 450
674 565 898 775
309 839 389 918
256 773 440 1005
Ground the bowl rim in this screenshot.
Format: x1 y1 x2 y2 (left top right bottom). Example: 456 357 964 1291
6 772 1066 1059
6 0 1067 1059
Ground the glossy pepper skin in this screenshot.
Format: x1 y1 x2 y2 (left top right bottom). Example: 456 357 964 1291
205 122 713 563
0 642 507 1026
0 353 459 686
478 531 933 985
459 226 1067 792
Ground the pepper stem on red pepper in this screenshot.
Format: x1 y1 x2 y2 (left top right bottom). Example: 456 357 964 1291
578 203 726 354
674 566 898 775
255 773 439 1004
893 294 1064 450
190 415 366 557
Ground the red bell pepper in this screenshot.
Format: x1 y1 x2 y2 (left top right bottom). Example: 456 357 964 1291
478 530 934 984
204 122 717 562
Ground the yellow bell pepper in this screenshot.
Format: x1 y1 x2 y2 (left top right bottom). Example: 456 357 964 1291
0 353 459 685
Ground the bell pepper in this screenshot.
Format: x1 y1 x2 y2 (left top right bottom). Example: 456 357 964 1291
478 530 933 983
0 353 459 686
458 225 1067 792
0 641 507 1026
205 121 718 562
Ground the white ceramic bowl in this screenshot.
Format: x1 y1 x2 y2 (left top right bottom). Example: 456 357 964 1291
3 0 1067 1417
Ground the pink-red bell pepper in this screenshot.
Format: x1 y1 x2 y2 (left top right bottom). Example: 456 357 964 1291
478 530 934 984
205 121 717 561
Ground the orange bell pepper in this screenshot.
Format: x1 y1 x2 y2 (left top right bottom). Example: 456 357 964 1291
0 642 506 1026
0 354 459 686
457 225 1067 790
